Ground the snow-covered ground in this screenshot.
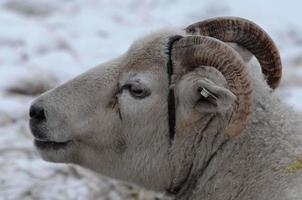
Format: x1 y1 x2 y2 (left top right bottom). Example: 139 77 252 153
0 0 301 199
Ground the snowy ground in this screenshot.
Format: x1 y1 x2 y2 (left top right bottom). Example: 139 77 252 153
0 0 302 199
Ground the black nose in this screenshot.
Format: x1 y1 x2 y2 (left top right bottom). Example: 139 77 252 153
29 103 46 122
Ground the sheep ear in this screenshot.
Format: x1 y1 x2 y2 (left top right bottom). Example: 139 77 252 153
194 80 236 113
179 78 236 114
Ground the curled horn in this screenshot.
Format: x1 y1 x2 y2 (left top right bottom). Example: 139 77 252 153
172 36 253 137
186 17 282 89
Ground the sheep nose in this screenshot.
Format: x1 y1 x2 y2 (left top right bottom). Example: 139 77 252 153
29 103 46 122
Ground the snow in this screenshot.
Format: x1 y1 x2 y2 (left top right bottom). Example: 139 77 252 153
0 0 302 199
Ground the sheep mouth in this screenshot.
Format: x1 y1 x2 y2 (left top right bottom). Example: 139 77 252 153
34 139 73 150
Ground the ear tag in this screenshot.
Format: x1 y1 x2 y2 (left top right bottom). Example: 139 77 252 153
200 88 218 100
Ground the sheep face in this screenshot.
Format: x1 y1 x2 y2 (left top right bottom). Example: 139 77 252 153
29 29 237 191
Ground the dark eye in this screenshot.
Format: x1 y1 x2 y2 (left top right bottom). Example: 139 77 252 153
124 82 150 99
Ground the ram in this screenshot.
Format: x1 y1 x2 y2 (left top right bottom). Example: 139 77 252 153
29 17 302 200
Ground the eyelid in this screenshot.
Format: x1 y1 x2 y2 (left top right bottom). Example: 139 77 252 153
119 81 150 98
120 79 139 91
120 83 131 92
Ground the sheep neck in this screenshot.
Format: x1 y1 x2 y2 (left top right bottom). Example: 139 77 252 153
166 114 230 199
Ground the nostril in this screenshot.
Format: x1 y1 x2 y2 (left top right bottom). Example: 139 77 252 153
30 104 46 122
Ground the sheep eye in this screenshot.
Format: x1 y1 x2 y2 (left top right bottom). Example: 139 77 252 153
129 83 150 98
122 82 150 99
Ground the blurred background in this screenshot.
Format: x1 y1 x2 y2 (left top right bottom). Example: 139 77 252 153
0 0 301 199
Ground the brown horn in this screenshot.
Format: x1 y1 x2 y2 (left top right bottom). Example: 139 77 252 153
172 36 253 137
186 16 282 89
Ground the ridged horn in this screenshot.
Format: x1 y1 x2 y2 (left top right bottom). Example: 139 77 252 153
172 36 253 137
186 16 282 89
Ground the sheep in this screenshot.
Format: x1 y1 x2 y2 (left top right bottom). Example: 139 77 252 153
29 17 302 200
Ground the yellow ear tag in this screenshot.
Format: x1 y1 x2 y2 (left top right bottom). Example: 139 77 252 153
286 160 302 173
